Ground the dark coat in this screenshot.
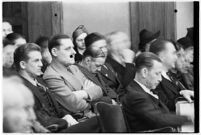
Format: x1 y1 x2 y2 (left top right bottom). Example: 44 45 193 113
154 76 181 112
105 56 136 87
77 64 118 103
122 80 189 132
20 76 101 133
99 56 135 100
20 76 68 131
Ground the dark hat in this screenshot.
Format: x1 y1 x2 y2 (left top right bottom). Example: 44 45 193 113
85 32 105 48
186 27 193 41
72 25 88 40
177 36 193 49
139 29 160 45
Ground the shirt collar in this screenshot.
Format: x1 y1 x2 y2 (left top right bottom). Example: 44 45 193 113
162 71 171 81
134 79 158 99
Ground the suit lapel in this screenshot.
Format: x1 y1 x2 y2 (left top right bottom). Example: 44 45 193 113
50 60 83 91
161 76 179 95
20 77 47 108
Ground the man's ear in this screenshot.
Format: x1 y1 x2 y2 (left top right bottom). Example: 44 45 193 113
20 61 26 69
85 56 92 64
141 67 148 78
51 48 57 57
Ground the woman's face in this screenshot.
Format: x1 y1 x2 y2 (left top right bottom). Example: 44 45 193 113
75 33 87 50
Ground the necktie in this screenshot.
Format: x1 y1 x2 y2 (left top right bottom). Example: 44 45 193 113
36 82 47 92
167 71 186 90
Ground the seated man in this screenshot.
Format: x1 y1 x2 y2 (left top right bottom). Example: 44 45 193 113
78 32 119 104
3 76 48 133
14 43 100 133
43 34 103 118
122 52 191 132
99 31 135 100
149 40 194 112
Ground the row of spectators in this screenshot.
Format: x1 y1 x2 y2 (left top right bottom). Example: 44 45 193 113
3 21 194 133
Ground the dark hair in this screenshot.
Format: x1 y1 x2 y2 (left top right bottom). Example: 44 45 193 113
14 43 41 71
48 34 70 55
135 52 162 72
85 32 105 48
35 36 49 49
149 39 173 55
6 33 26 45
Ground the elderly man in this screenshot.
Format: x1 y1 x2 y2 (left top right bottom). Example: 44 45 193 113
122 52 191 132
99 31 135 100
149 39 194 112
14 43 100 133
43 34 103 118
3 76 48 133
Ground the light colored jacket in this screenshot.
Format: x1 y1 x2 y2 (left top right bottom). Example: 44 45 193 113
43 60 103 113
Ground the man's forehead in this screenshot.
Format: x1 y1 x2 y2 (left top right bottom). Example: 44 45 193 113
59 38 74 47
27 51 42 59
152 60 163 69
91 39 106 47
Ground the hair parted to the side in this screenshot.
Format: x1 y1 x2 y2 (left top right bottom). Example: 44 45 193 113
149 39 174 55
135 52 162 72
14 43 41 71
48 34 70 55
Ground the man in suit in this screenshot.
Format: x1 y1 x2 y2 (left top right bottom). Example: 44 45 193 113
122 52 191 132
149 39 194 112
43 34 103 118
78 32 119 104
99 31 135 100
14 43 100 132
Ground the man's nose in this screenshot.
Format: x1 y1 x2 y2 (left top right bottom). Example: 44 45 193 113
72 48 76 54
39 61 43 67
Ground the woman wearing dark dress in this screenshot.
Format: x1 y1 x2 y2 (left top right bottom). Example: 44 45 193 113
72 25 88 62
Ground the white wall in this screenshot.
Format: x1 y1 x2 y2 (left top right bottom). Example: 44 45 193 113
62 2 130 38
62 2 194 41
176 2 194 40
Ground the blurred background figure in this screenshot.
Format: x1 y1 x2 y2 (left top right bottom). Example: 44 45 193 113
175 28 194 90
105 31 135 87
6 32 27 47
35 36 52 72
3 76 36 133
136 29 160 56
72 25 88 62
3 43 17 77
3 44 16 68
2 21 13 39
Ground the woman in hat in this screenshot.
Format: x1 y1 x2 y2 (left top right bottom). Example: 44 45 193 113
136 29 160 56
72 25 88 62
